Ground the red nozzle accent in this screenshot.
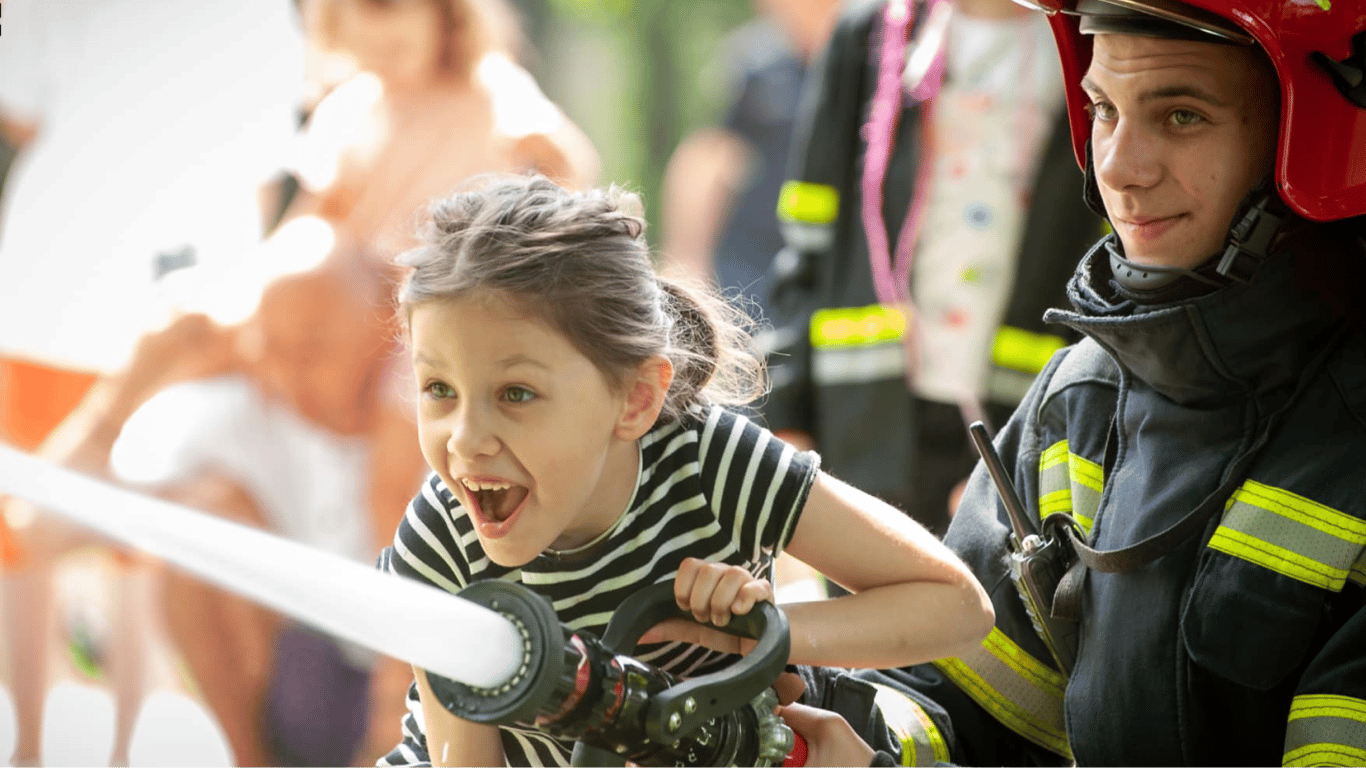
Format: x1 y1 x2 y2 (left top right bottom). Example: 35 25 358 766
783 733 808 767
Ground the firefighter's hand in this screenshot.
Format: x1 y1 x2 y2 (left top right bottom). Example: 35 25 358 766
776 702 876 767
636 557 772 654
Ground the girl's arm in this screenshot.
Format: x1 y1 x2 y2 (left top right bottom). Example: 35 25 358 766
413 667 506 767
780 471 993 668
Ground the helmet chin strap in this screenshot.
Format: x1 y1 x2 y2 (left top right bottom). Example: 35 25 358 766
1106 238 1225 292
1084 149 1289 293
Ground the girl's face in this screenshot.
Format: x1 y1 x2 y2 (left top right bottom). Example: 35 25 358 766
409 292 651 567
330 0 446 88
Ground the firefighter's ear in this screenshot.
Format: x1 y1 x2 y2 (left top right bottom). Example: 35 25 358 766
615 355 673 440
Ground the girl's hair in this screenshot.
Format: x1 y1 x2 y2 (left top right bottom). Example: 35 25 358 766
397 174 765 422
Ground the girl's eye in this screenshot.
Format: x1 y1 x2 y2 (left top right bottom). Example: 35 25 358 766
424 381 455 399
504 386 536 404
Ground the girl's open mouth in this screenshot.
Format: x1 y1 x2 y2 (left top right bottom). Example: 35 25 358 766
460 478 530 535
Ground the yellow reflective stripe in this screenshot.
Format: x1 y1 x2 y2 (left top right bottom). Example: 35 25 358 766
992 326 1068 375
1068 453 1103 493
810 304 907 349
1039 489 1072 518
1208 480 1366 591
932 627 1072 760
1284 744 1366 767
1284 695 1366 767
777 181 839 224
868 682 951 766
1037 440 1099 534
1040 440 1070 472
1070 508 1095 535
1351 548 1366 587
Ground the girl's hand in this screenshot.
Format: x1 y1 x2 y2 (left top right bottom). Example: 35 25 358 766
636 558 773 654
674 557 773 626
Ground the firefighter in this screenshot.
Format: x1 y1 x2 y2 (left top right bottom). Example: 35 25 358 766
781 0 1366 764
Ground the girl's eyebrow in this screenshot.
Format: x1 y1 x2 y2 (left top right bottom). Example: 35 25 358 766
498 353 549 370
1081 75 1226 107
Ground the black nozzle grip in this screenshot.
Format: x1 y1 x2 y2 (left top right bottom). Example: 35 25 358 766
597 580 791 746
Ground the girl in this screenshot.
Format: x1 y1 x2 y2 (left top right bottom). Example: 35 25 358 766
377 174 993 767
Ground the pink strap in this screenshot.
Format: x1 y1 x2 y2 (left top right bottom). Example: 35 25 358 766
860 0 948 309
860 0 914 307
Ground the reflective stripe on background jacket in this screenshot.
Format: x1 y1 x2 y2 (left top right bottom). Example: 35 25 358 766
763 0 1100 505
854 238 1366 766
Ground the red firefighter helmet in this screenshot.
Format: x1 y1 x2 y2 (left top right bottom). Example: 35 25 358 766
1015 0 1366 222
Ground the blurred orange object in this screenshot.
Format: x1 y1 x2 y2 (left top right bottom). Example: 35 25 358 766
0 357 98 566
0 358 97 451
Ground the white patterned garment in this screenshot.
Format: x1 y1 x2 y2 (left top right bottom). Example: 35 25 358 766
376 404 820 767
908 11 1066 405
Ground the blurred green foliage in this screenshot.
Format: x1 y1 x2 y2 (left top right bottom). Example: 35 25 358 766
514 0 758 246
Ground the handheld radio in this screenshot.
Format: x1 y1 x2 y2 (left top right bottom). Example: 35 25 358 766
967 422 1079 674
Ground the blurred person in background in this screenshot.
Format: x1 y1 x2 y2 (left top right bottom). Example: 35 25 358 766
0 1 304 764
1 0 600 765
107 249 422 767
763 0 1104 550
660 0 841 328
3 240 425 767
0 0 303 415
287 0 601 258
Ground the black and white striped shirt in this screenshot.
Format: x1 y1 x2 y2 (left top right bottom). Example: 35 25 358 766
376 404 819 767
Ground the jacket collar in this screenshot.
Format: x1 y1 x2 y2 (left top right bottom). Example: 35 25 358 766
1045 236 1342 406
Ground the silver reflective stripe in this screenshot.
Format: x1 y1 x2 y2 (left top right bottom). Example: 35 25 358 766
1208 480 1366 591
779 221 835 252
932 627 1071 759
869 682 951 766
811 343 904 385
1284 694 1366 767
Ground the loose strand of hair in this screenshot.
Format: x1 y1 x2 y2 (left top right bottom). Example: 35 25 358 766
656 274 766 421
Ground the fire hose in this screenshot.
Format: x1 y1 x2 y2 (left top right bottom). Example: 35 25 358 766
0 444 802 766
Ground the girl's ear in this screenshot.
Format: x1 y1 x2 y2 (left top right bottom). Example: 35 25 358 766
615 355 674 440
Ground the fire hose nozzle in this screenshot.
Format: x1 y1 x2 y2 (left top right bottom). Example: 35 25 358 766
426 579 795 767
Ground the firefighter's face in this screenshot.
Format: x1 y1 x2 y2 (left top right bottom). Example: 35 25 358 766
1082 33 1278 270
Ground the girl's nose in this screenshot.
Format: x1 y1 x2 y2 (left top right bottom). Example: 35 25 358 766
446 407 499 459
